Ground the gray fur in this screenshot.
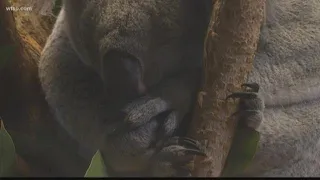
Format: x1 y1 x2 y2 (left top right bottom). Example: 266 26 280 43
39 0 210 176
39 0 320 177
245 0 320 177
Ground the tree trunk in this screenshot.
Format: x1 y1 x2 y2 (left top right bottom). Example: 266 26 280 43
188 0 265 177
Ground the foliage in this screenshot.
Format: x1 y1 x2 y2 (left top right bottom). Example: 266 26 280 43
0 120 16 177
221 126 260 177
84 150 108 177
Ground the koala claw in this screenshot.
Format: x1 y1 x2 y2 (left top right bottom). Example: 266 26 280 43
226 83 261 101
241 83 260 92
163 136 202 151
151 137 205 177
226 92 258 101
226 83 264 130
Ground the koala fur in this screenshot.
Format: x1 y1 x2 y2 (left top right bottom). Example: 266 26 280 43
39 0 320 177
39 0 211 176
244 0 320 177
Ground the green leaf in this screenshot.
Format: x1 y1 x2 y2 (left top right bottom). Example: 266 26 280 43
220 125 260 177
84 150 108 177
0 120 16 177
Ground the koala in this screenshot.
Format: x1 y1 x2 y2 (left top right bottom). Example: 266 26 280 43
39 0 319 177
242 0 320 177
39 0 213 177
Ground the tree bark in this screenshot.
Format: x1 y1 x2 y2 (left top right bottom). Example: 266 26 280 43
188 0 265 177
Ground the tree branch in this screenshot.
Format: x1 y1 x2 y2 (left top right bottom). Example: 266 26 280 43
188 0 265 177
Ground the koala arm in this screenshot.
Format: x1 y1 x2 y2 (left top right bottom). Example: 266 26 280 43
39 9 111 155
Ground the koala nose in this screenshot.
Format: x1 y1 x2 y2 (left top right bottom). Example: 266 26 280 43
101 50 146 102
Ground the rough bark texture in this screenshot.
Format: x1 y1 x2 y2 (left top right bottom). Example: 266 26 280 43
188 0 265 177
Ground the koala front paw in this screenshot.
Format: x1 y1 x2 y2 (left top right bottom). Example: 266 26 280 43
105 96 173 135
226 83 265 130
150 137 206 177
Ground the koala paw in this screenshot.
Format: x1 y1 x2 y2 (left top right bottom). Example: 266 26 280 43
150 137 206 177
105 96 172 135
226 83 265 130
